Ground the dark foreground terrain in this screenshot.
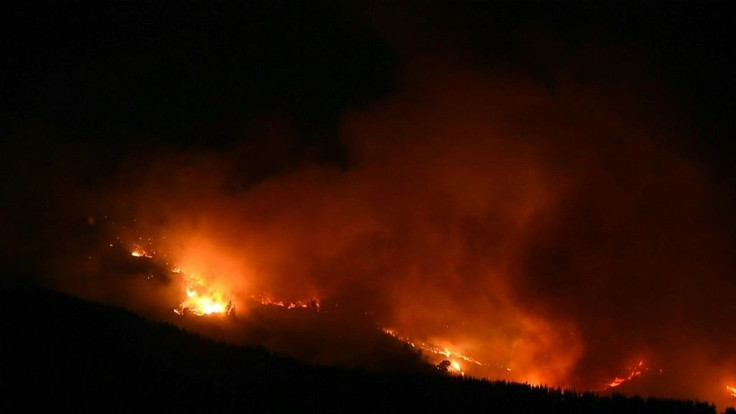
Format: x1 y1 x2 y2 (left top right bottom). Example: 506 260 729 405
0 283 720 414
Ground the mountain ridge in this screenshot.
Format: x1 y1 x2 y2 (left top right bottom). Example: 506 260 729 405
0 283 722 413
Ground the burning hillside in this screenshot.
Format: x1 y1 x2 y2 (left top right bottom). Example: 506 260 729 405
6 57 734 408
115 224 735 409
2 1 735 412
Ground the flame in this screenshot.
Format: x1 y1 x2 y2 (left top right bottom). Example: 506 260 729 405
727 385 736 398
605 360 645 389
420 343 486 367
382 328 490 368
174 272 233 316
130 246 153 259
126 239 725 405
128 242 322 317
382 327 496 378
129 243 233 316
251 295 321 310
449 360 465 376
607 377 626 388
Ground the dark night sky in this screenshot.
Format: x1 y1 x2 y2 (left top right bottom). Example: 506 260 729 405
3 2 396 166
2 0 735 408
2 1 734 174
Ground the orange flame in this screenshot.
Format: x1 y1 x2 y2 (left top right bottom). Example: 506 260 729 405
130 246 153 259
252 295 321 310
605 360 645 389
727 384 736 398
174 273 233 316
382 327 493 378
449 360 465 376
129 242 324 317
129 244 233 316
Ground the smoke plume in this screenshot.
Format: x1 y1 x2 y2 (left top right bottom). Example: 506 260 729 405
2 2 734 409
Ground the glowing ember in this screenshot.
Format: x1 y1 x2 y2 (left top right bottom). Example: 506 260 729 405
727 385 736 398
450 360 465 376
420 343 485 367
382 327 491 377
605 360 645 389
252 295 321 310
128 242 322 317
382 328 416 348
174 273 233 316
607 377 626 388
125 238 719 405
128 244 233 316
383 328 486 367
130 246 153 258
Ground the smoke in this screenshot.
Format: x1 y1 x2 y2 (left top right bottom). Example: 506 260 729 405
2 3 734 409
71 54 731 400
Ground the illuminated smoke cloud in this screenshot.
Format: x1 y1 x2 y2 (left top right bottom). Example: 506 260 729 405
1 2 734 410
64 52 728 406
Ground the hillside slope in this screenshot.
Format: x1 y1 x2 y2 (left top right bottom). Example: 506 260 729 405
0 285 719 413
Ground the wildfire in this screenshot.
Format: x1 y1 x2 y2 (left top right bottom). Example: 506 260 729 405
129 245 233 316
125 240 722 404
251 295 321 310
382 328 416 348
605 360 645 389
727 385 736 398
449 360 465 376
421 342 486 367
382 327 493 378
130 245 153 259
128 243 323 317
174 273 233 316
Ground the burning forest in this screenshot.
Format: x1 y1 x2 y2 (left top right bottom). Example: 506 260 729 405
2 1 735 412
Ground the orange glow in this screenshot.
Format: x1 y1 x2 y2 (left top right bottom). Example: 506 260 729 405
128 244 234 317
727 385 736 398
450 360 465 376
418 342 486 368
604 360 645 390
108 62 733 406
382 327 491 378
130 246 153 259
382 328 484 366
607 377 626 388
252 295 320 310
174 272 233 316
8 33 734 413
128 241 323 317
